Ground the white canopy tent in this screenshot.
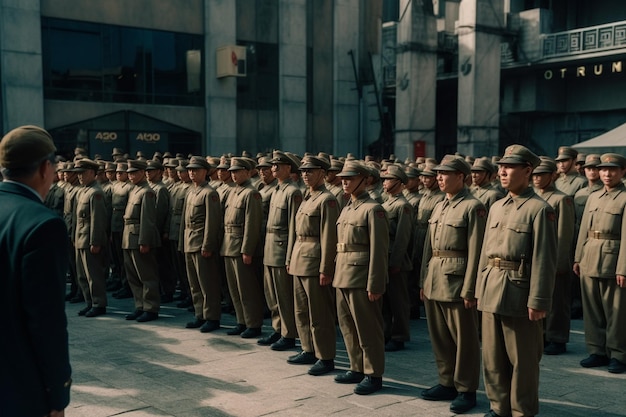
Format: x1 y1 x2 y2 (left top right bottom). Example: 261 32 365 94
572 122 626 154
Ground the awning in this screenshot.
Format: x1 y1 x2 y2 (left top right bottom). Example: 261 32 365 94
573 122 626 154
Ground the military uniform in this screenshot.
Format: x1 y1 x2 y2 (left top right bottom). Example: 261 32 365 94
110 166 133 285
45 181 65 218
61 165 81 299
470 183 504 211
147 163 173 299
168 168 192 300
555 146 587 197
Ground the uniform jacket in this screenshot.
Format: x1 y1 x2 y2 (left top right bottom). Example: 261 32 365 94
470 183 504 211
150 180 170 235
403 190 421 212
421 187 487 301
476 187 557 316
179 181 223 253
289 184 339 277
382 193 414 272
555 171 586 196
326 181 350 209
575 183 626 278
333 191 389 294
263 179 302 267
122 180 160 249
74 180 108 249
573 181 602 225
62 182 81 240
413 187 445 262
259 178 278 236
536 185 575 274
168 181 191 241
217 181 236 212
45 181 65 217
0 182 71 415
220 179 262 257
111 180 133 233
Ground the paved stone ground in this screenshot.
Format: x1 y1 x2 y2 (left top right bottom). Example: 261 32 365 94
65 291 625 417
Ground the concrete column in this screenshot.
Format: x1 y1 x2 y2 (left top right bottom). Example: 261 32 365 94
205 0 237 157
456 0 504 158
394 0 438 160
0 0 45 129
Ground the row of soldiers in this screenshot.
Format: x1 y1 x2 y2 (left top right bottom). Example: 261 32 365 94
44 143 625 417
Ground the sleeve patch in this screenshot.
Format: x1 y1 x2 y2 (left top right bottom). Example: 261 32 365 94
376 210 385 218
94 194 102 200
211 195 219 202
547 211 556 222
254 193 261 200
477 208 487 218
327 200 337 208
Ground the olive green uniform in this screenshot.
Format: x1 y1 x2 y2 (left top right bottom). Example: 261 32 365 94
555 171 586 197
169 180 192 297
111 180 133 282
470 183 504 211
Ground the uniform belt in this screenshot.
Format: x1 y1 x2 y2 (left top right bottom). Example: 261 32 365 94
432 250 466 258
488 257 521 270
124 219 139 225
336 243 369 252
266 229 287 234
588 231 620 240
224 225 243 233
297 236 318 242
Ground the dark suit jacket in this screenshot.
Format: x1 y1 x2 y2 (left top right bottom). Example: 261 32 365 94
0 181 72 416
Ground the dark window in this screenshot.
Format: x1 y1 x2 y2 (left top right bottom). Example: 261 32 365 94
236 42 279 110
41 18 203 106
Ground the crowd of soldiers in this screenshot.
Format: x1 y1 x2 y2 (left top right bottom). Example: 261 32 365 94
38 142 626 417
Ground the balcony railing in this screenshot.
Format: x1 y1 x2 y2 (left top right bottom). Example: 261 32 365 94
542 20 626 59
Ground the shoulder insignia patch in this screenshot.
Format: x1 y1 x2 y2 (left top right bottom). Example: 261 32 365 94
376 210 385 218
211 195 219 202
547 211 556 222
327 200 337 208
94 194 102 200
565 198 573 206
477 207 487 218
254 193 261 200
403 206 411 214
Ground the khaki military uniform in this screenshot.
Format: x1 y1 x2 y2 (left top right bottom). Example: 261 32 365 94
555 171 586 196
334 191 389 377
75 180 108 308
217 181 236 211
575 184 626 363
476 187 557 417
263 180 302 339
45 182 65 218
220 179 264 329
169 180 192 297
536 185 575 344
63 182 81 294
110 180 133 282
421 187 486 393
326 181 350 210
289 184 339 360
573 181 602 225
150 180 173 297
180 181 223 322
382 193 414 343
122 180 161 313
404 190 421 212
413 188 446 266
470 183 504 211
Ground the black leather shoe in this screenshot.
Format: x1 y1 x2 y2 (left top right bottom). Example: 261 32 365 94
257 332 281 346
186 318 206 329
226 324 246 335
113 287 133 299
78 304 93 316
421 384 458 401
200 320 220 333
287 351 317 365
125 310 144 320
450 392 477 414
544 342 566 355
136 312 159 322
334 370 365 384
271 337 296 351
608 358 626 374
308 359 334 376
69 294 85 304
354 376 382 395
85 307 106 317
580 354 610 368
484 410 512 417
385 340 405 352
240 327 262 338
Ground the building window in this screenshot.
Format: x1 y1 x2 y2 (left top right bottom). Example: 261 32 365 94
41 18 204 106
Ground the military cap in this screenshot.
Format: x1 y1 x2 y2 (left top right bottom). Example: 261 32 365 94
145 159 164 170
97 160 106 172
270 151 299 172
153 151 163 160
175 159 189 171
61 162 75 172
317 152 330 164
242 157 258 171
380 164 408 184
337 160 370 177
74 158 100 172
216 157 230 170
364 155 375 162
405 166 420 178
328 159 344 172
115 162 128 172
576 153 587 165
532 157 557 174
74 147 87 156
104 162 116 172
163 158 177 168
112 147 124 157
420 162 437 177
497 144 541 168
425 157 438 165
242 150 251 157
55 162 64 172
94 154 103 161
465 155 476 165
435 155 471 176
186 155 211 170
416 157 426 164
582 154 601 168
136 151 145 158
555 146 578 161
491 155 501 165
300 155 330 171
175 153 185 159
256 156 272 168
0 125 57 169
126 159 147 172
206 156 220 168
471 157 496 173
163 151 173 158
597 153 626 168
228 157 251 171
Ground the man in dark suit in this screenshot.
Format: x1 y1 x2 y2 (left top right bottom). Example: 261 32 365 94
0 125 72 416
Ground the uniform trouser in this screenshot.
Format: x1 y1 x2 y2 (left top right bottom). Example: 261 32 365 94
185 252 222 321
76 248 107 308
111 232 126 283
424 298 480 392
545 271 572 343
581 274 626 362
294 275 336 359
383 271 411 342
482 312 542 417
157 240 174 295
336 287 385 377
264 266 297 338
123 248 160 313
224 256 264 328
67 240 78 293
169 240 189 296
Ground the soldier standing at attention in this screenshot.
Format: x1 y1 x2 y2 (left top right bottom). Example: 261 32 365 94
180 156 223 333
122 160 161 322
555 146 586 196
170 159 193 307
221 157 265 338
470 157 504 211
74 159 109 318
44 162 65 217
574 153 626 374
286 156 339 375
573 154 602 225
532 158 576 355
419 156 486 414
333 160 389 395
380 165 414 352
110 163 134 297
325 158 350 209
62 162 82 303
476 145 557 417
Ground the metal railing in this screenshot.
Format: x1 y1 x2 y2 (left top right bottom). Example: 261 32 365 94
542 20 626 59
